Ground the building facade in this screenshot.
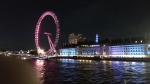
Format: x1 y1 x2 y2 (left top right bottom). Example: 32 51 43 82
108 44 149 58
59 44 150 58
69 33 86 44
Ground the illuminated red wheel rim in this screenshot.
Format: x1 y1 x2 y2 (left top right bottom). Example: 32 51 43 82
35 11 60 54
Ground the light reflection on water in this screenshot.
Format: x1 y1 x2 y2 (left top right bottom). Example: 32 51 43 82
34 60 45 82
31 59 150 84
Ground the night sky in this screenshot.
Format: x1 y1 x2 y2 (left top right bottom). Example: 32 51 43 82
0 0 150 50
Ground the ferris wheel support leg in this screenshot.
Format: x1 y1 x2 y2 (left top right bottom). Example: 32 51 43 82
47 35 56 55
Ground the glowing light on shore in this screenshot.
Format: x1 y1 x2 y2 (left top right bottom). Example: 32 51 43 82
38 49 44 54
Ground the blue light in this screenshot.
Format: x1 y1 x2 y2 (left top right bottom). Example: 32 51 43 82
95 34 99 43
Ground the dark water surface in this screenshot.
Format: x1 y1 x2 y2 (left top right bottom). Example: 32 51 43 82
30 59 150 84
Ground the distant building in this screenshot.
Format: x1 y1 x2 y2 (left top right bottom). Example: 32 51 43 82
60 35 150 58
59 44 100 56
69 33 86 44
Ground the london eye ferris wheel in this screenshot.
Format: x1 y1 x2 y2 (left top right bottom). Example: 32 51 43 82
35 11 60 55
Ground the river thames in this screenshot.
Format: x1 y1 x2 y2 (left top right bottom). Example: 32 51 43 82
30 59 150 84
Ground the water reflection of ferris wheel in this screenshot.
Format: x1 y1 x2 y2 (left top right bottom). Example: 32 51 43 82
35 11 60 55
